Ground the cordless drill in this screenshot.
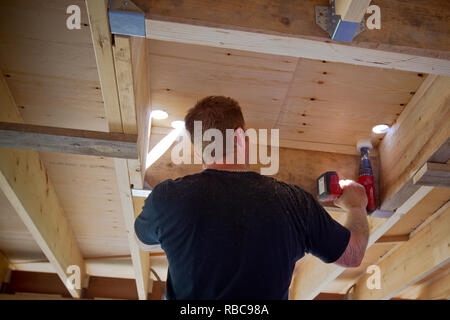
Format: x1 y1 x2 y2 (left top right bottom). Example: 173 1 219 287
317 141 376 214
357 141 376 213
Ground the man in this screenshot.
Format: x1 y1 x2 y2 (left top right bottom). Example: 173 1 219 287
134 96 369 300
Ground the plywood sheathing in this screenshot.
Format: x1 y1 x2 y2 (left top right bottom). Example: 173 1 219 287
147 40 424 152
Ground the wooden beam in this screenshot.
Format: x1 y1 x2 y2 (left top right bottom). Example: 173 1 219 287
86 1 151 299
113 36 151 298
351 204 450 300
130 37 152 186
289 185 433 300
0 74 85 298
133 0 450 75
5 271 152 300
114 159 150 299
113 35 151 189
335 0 372 23
413 162 450 188
379 75 450 211
0 122 138 159
85 0 122 133
417 271 450 300
0 251 8 284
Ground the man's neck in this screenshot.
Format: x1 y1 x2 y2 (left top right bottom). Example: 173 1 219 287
203 162 249 172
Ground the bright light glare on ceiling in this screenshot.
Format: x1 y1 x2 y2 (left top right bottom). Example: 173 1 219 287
146 126 184 169
151 110 168 120
372 124 390 134
171 120 185 129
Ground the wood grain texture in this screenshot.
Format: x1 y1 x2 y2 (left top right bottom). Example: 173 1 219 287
147 39 423 155
85 2 151 298
113 36 152 189
0 190 46 263
351 205 450 300
38 152 131 258
113 35 143 189
85 0 122 133
417 269 450 300
0 0 108 132
131 37 152 186
0 122 138 159
136 0 450 52
379 75 450 211
413 162 450 188
0 74 86 298
336 0 372 23
110 36 151 298
136 0 450 74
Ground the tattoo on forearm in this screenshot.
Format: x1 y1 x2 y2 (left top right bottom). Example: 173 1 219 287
339 214 369 267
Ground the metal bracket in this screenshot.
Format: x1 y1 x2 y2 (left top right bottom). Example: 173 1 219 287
108 0 146 37
315 0 365 42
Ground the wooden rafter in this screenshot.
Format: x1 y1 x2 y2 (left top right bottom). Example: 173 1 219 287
0 122 138 159
113 35 151 189
132 0 450 75
0 74 86 298
85 0 123 133
379 75 450 211
413 162 450 188
351 203 450 299
417 271 450 300
85 0 151 300
114 158 150 299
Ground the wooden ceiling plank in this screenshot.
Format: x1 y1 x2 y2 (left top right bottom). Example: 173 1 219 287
351 204 450 300
85 0 150 299
0 122 138 159
134 0 450 75
146 39 423 155
0 74 86 298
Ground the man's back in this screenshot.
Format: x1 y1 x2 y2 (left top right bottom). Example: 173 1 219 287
135 169 350 300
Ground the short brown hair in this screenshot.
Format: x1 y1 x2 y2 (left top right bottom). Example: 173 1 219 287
185 96 245 145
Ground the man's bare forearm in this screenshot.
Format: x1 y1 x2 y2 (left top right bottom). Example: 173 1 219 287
335 208 369 267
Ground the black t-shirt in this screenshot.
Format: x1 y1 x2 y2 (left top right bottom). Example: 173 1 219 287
134 169 350 300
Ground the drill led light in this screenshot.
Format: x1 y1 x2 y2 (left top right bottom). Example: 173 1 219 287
339 179 353 188
372 124 390 134
151 110 169 120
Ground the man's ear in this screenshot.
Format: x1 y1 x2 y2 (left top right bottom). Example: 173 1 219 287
235 127 246 148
